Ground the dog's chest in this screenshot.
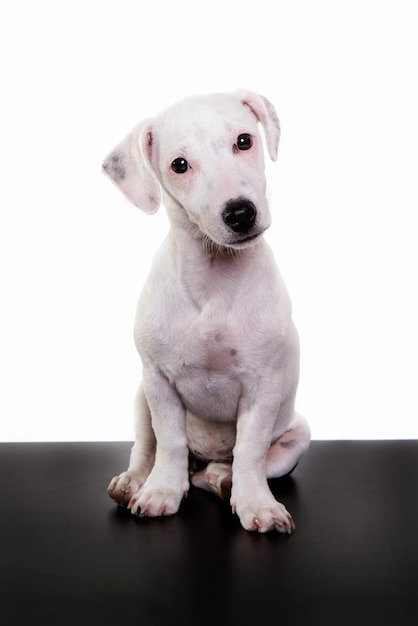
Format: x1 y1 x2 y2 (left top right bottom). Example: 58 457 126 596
167 309 244 376
175 263 257 372
137 245 285 420
193 325 240 370
174 318 244 419
145 274 279 385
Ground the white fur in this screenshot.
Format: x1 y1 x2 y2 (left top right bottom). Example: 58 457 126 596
104 91 310 533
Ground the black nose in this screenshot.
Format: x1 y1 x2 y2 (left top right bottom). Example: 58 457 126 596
222 198 257 234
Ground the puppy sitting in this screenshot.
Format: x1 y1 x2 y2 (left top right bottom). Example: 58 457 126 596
103 90 310 533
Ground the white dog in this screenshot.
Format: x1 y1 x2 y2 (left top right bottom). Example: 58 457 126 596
103 90 310 533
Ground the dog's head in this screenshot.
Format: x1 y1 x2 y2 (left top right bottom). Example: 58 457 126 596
103 91 280 251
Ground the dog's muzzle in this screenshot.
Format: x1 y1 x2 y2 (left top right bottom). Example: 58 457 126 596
222 198 257 235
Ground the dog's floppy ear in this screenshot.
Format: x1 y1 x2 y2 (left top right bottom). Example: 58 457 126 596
102 120 161 214
239 91 281 161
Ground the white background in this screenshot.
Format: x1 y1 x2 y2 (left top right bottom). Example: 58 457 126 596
1 0 417 441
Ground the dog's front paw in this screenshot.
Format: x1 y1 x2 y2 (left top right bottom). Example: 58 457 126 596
231 491 295 534
128 471 189 518
107 470 147 507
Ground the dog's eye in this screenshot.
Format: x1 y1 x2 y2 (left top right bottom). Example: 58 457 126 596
171 158 189 174
237 134 253 151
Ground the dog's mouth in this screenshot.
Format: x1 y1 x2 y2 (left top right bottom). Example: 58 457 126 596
226 228 266 249
235 232 262 244
201 229 264 255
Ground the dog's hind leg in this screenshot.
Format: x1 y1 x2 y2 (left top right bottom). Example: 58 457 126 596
191 461 233 500
266 413 311 479
107 384 156 506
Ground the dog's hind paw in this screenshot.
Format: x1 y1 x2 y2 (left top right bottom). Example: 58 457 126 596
191 461 232 500
107 471 145 508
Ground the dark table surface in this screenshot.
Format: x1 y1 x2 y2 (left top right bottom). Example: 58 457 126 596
1 441 417 625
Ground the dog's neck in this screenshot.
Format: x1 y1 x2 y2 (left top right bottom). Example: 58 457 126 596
168 223 262 310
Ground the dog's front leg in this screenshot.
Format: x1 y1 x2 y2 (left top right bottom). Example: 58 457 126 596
231 393 295 534
128 367 189 518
